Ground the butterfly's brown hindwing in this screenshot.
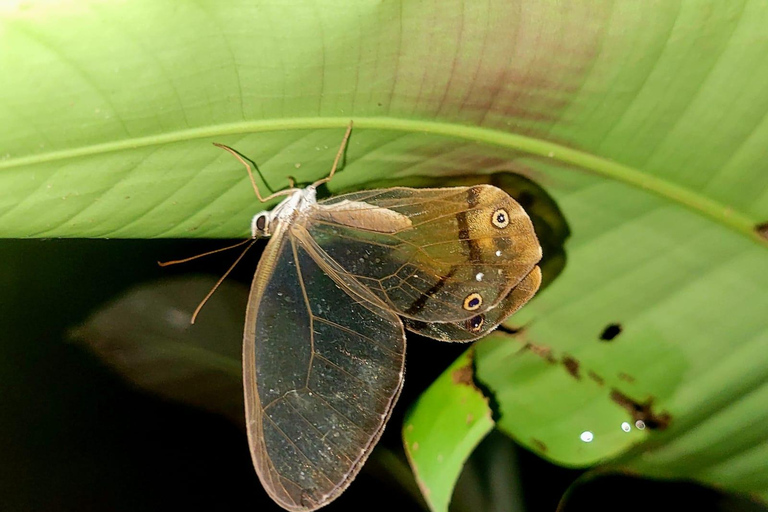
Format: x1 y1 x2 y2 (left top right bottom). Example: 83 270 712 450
404 265 542 342
306 186 542 324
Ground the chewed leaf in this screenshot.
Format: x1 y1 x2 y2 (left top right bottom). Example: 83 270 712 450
70 276 248 426
474 331 663 466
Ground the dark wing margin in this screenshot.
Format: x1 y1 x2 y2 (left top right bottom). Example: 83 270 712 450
243 224 406 511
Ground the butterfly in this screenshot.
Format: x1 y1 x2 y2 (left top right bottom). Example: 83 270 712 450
215 122 542 511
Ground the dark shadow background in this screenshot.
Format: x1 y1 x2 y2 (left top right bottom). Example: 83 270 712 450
1 239 763 511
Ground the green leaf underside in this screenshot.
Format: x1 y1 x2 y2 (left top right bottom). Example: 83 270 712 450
3 0 767 508
0 119 764 244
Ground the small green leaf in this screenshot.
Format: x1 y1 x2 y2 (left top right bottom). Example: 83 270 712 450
403 349 494 512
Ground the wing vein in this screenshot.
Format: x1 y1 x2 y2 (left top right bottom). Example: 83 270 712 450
263 414 336 487
291 237 316 389
281 399 355 465
308 391 369 432
313 353 391 400
312 316 401 356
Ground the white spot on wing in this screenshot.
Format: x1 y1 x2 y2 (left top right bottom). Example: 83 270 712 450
475 272 484 281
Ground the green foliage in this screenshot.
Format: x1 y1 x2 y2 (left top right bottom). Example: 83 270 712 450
2 1 767 510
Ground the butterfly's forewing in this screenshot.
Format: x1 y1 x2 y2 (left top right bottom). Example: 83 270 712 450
244 224 406 511
307 186 542 324
404 265 542 342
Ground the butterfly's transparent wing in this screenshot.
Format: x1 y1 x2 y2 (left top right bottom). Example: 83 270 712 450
306 186 542 324
244 223 406 511
404 265 542 342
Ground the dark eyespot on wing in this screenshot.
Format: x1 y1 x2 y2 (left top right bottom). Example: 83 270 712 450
465 315 484 332
491 208 510 229
463 292 483 311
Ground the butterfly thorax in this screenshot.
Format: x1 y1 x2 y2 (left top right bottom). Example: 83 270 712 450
251 186 317 238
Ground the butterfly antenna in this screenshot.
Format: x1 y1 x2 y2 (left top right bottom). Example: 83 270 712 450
190 239 258 324
157 239 253 267
312 120 353 188
213 143 294 203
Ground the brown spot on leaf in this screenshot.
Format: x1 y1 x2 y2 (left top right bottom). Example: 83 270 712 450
756 222 768 240
452 362 475 387
531 438 548 452
600 323 622 341
618 372 635 383
466 414 474 424
524 342 557 364
610 389 671 430
562 355 581 380
587 370 604 386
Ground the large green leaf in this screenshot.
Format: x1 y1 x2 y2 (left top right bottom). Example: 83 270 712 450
2 1 767 511
3 0 764 239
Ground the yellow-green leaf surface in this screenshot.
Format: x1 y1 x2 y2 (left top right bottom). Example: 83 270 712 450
2 1 767 511
403 349 494 512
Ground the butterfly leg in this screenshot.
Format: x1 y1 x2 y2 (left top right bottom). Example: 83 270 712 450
213 143 295 203
311 120 354 188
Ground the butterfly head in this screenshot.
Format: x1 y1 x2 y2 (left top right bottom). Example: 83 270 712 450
251 212 271 238
250 186 318 238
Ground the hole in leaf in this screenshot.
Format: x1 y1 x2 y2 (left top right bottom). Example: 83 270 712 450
599 323 622 341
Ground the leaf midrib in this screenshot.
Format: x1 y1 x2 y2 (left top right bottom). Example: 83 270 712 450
2 116 763 246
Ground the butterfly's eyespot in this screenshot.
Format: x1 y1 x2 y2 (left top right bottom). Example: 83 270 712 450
491 208 510 229
465 315 485 332
463 292 483 311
